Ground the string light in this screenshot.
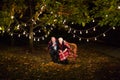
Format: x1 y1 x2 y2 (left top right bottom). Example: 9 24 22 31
0 27 2 30
87 39 89 42
72 22 74 24
42 37 44 40
118 6 120 9
37 38 40 41
106 15 108 17
17 24 20 30
33 33 35 35
86 30 88 34
80 31 82 34
95 37 97 41
34 38 36 41
50 11 53 14
45 35 47 38
38 30 41 33
24 24 27 27
63 19 66 24
93 27 96 31
3 30 5 33
11 33 13 36
54 19 57 22
79 38 81 41
7 28 10 31
11 16 14 19
23 31 26 35
93 19 95 22
18 34 21 37
103 33 106 37
26 34 28 37
65 25 68 28
73 35 75 38
73 30 76 33
29 36 31 39
52 24 55 26
112 26 115 30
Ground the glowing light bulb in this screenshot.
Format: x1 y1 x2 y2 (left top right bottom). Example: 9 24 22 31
79 38 81 41
17 25 20 30
112 27 115 30
73 35 75 38
80 31 82 34
23 31 26 35
93 27 96 31
95 37 97 41
87 39 89 42
37 38 40 41
18 34 20 37
93 19 95 22
86 30 88 34
11 33 13 36
34 38 36 41
72 22 74 24
45 35 47 38
65 25 68 28
24 24 27 27
73 30 76 33
103 33 106 37
29 36 31 39
0 27 2 30
11 16 14 19
118 6 120 9
106 15 108 17
39 30 41 33
42 37 44 40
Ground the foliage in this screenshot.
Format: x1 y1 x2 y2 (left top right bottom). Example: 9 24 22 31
0 45 120 79
0 0 120 29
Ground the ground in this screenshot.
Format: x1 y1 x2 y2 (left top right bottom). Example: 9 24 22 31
0 43 120 80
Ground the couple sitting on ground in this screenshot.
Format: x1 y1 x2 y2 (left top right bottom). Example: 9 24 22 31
48 37 70 64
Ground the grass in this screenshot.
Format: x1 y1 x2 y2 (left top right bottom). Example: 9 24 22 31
0 44 120 80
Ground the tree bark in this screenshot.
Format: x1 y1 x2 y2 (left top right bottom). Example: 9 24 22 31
29 24 34 53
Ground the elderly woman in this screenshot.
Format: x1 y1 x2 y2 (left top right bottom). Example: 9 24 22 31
58 37 70 64
48 37 59 63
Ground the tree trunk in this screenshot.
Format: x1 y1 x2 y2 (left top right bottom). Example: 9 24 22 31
29 24 34 53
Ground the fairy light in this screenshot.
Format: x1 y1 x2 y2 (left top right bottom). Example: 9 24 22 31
11 33 13 36
3 30 5 33
29 36 31 39
52 24 55 26
65 25 68 28
23 31 26 35
37 38 40 41
95 37 97 41
50 11 53 14
87 39 89 42
73 35 75 38
17 24 20 30
11 16 14 19
63 19 66 24
51 27 53 30
80 31 82 34
33 33 35 35
38 30 41 33
34 38 36 41
106 15 108 17
24 24 27 27
73 30 76 33
42 37 44 40
86 30 88 34
93 27 96 31
26 34 28 37
93 19 95 22
72 22 74 24
55 14 57 17
45 35 48 38
103 33 106 37
8 28 10 31
112 26 116 30
18 34 21 37
79 38 81 41
48 31 50 35
32 19 34 22
54 19 57 22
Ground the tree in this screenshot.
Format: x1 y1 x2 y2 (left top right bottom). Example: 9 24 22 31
0 0 120 53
